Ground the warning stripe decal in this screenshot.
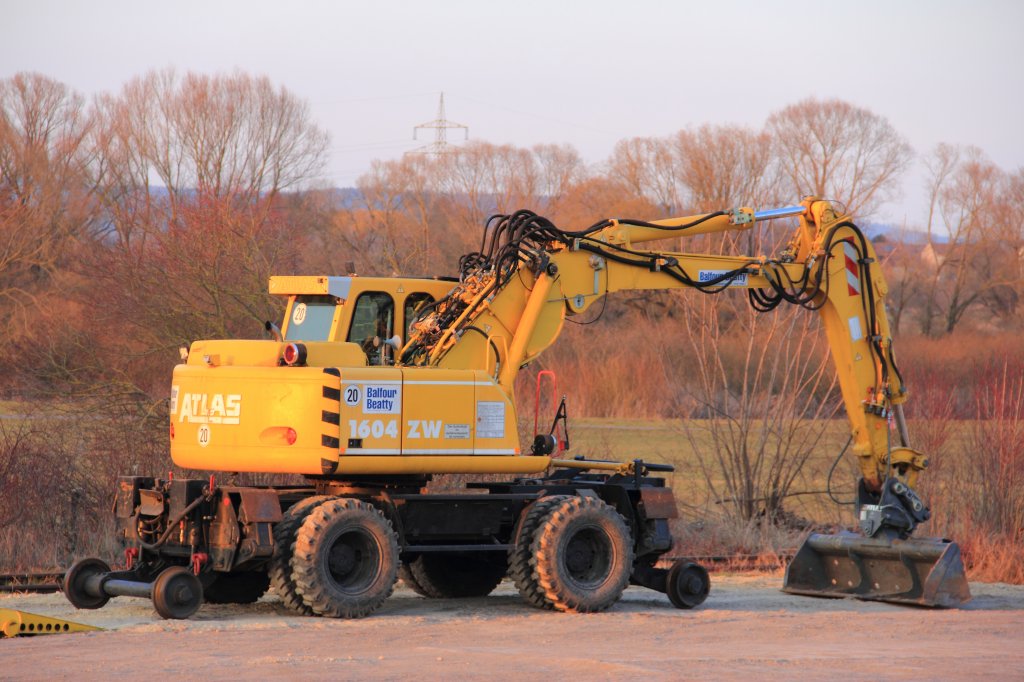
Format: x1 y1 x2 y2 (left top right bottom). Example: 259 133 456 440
321 369 342 456
843 239 861 297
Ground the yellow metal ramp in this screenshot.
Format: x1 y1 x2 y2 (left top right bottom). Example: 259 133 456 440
0 608 103 637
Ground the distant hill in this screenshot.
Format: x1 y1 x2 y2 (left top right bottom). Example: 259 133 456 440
863 220 946 244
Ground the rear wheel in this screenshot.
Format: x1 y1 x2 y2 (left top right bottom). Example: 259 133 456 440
398 563 431 597
404 553 506 598
269 495 335 615
508 495 571 609
532 496 634 613
291 498 399 618
203 570 271 604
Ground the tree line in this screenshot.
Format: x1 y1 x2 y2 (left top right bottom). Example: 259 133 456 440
2 70 1021 401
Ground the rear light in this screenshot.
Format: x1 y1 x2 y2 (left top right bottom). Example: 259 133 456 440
258 426 299 445
282 342 307 366
169 423 175 439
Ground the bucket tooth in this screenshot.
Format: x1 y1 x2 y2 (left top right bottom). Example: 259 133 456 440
782 532 971 607
0 608 103 637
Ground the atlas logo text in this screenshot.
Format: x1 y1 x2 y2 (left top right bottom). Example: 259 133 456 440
178 393 241 424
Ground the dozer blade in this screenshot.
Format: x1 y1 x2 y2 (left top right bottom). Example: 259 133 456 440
782 532 971 607
0 608 103 637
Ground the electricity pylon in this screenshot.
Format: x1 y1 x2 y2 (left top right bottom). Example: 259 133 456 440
408 92 468 155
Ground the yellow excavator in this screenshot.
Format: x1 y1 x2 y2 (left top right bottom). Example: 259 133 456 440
63 197 969 619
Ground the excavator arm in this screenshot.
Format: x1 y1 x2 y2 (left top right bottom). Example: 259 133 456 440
406 198 919 502
401 197 969 606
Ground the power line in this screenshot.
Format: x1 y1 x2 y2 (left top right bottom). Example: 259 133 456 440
312 92 436 106
330 139 419 154
448 92 623 138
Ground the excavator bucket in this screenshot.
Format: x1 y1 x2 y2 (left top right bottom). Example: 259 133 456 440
782 532 971 607
0 608 103 637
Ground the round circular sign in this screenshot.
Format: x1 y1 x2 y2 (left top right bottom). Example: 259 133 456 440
292 302 308 325
197 424 211 447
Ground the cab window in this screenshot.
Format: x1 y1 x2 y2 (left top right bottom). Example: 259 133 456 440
285 295 337 341
347 292 395 365
403 292 435 342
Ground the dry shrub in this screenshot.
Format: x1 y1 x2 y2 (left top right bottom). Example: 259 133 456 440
899 332 1024 417
668 515 803 567
913 359 1024 583
964 364 1024 537
521 304 694 419
0 401 167 571
957 529 1024 584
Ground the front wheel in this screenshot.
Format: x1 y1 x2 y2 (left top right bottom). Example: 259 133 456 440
290 498 399 618
269 494 336 615
532 496 634 613
508 495 571 609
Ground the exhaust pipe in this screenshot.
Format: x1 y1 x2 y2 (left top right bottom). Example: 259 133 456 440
783 532 971 607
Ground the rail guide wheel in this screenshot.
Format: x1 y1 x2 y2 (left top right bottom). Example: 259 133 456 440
152 566 203 619
63 558 112 610
666 561 710 609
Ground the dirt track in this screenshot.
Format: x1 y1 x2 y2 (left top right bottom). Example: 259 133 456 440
2 575 1023 680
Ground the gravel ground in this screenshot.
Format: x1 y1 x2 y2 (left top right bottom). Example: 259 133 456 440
2 574 1022 680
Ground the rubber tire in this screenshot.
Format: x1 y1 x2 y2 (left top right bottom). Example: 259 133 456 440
532 496 634 613
666 561 710 609
152 566 203 619
508 495 571 609
269 495 336 615
291 498 399 618
399 562 432 597
203 570 271 604
404 553 506 598
63 557 111 610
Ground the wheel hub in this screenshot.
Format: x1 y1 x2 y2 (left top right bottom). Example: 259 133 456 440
329 543 359 577
564 526 611 584
566 539 596 574
325 529 380 592
172 582 195 604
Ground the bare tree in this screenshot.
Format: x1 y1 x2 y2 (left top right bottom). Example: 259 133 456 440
0 73 96 326
98 69 328 203
606 136 678 215
670 124 781 213
766 98 912 217
7 68 334 402
676 296 839 525
348 141 589 274
351 156 441 275
918 145 1017 335
89 69 330 342
880 232 923 334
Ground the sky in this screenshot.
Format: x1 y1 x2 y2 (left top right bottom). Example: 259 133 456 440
2 0 1022 226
